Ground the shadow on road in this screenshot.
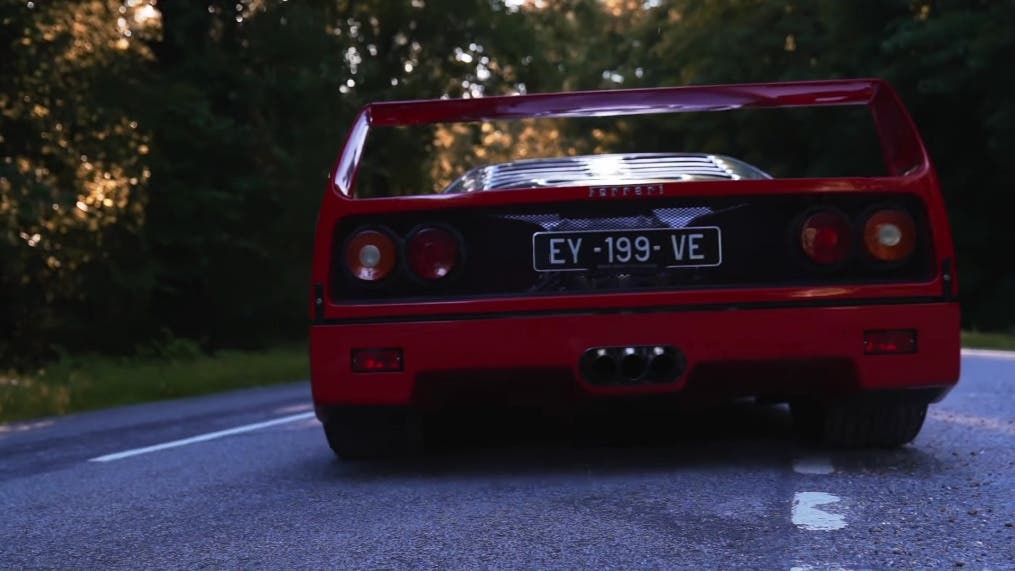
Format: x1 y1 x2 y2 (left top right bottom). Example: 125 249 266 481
302 400 941 481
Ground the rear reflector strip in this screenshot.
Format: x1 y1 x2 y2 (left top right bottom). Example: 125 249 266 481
863 329 917 355
351 348 403 372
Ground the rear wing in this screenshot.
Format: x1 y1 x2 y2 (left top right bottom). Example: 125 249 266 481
331 78 931 197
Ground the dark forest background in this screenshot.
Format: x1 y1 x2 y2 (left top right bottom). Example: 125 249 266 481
2 0 1013 366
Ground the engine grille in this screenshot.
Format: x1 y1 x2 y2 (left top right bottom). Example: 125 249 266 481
443 153 770 193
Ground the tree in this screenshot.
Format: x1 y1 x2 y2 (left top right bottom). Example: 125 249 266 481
0 0 153 362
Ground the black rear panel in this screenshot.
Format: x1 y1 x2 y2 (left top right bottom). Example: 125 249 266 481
329 193 935 303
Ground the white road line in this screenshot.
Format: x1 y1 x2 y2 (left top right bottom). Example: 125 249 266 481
791 491 846 531
793 456 834 475
928 409 1015 436
88 412 316 463
961 348 1015 360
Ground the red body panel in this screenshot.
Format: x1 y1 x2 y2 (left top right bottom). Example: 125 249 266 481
309 79 960 409
311 302 960 406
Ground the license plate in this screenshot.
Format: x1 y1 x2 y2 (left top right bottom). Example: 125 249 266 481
532 227 722 272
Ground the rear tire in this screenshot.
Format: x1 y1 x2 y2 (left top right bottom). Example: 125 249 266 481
791 397 928 448
322 408 422 460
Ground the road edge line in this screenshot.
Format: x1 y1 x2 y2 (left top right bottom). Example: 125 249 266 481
961 348 1015 360
88 411 316 462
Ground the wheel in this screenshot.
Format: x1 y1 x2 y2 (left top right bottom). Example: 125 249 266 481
321 407 422 460
791 396 928 448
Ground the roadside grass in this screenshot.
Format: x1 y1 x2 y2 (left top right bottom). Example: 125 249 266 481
0 345 308 424
960 330 1015 351
3 330 1014 424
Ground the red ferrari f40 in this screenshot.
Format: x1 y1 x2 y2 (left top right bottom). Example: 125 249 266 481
309 79 959 459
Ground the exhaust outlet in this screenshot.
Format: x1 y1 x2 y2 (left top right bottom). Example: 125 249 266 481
590 349 618 383
619 348 647 381
580 345 685 385
649 346 679 379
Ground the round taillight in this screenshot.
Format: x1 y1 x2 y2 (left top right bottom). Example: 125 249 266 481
345 229 397 281
407 226 460 280
800 210 852 265
864 209 916 262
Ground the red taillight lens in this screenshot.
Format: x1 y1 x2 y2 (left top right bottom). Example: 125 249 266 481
346 229 397 281
863 209 916 262
351 348 403 372
800 210 852 265
407 226 460 280
864 329 917 355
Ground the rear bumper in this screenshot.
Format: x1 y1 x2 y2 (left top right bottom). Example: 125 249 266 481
309 301 960 407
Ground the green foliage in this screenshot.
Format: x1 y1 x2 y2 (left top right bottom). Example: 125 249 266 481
1 0 154 361
1 0 1014 369
0 344 309 423
961 329 1015 352
134 331 204 361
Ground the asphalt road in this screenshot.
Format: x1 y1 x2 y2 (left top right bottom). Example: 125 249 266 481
1 351 1013 570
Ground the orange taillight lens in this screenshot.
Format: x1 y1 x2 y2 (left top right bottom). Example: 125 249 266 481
345 229 397 281
863 209 916 262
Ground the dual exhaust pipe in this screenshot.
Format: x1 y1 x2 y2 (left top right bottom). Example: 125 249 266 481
580 345 686 385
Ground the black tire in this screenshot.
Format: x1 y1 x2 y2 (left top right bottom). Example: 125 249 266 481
322 408 422 460
791 397 928 448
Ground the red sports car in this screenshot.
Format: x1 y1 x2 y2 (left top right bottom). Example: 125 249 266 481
309 79 960 459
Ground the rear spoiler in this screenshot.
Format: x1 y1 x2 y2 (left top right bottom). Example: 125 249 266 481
332 79 930 197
